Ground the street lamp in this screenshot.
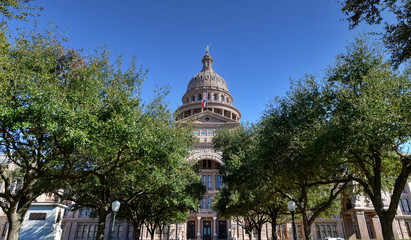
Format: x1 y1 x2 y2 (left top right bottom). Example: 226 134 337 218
109 200 121 240
287 200 296 240
228 228 231 240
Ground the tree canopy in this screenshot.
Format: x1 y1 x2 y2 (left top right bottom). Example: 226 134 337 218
339 0 411 68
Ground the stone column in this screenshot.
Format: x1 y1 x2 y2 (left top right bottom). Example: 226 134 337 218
197 216 202 240
370 214 383 239
213 216 217 240
342 214 356 239
354 211 369 239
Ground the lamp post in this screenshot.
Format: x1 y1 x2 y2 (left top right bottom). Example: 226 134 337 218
287 200 296 240
109 200 121 240
228 228 231 240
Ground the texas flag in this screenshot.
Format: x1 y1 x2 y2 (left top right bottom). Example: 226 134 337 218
201 90 208 107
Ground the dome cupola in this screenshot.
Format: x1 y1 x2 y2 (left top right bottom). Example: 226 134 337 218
186 48 229 93
177 47 241 122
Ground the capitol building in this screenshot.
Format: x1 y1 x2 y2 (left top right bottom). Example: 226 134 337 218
0 50 411 240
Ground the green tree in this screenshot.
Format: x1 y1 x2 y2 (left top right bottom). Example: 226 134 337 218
0 0 40 23
58 51 148 240
110 97 204 240
258 78 350 240
213 125 289 240
325 37 411 240
0 28 111 240
339 0 411 68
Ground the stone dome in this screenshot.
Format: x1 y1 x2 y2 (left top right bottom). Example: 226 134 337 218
186 51 229 93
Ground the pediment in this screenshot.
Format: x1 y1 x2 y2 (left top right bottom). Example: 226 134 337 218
193 110 237 124
178 111 235 124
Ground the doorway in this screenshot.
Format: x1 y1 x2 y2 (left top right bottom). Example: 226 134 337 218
203 221 211 240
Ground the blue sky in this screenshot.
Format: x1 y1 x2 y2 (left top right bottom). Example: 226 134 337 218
9 0 382 123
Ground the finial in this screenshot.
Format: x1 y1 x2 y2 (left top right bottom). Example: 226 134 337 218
206 44 210 54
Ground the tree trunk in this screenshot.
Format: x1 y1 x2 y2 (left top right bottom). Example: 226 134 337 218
301 211 311 240
134 223 142 240
6 217 22 240
95 208 109 240
271 222 277 240
247 231 253 240
379 214 395 240
150 229 155 240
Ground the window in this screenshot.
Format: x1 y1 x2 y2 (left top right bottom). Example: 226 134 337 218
86 208 91 216
332 225 337 237
88 225 95 238
192 96 195 101
76 225 83 238
208 196 212 209
194 130 199 136
202 176 206 186
321 225 326 239
208 160 212 168
404 199 410 212
202 197 206 209
315 225 321 240
201 130 207 135
208 130 213 136
198 94 202 101
118 225 123 238
208 175 212 189
80 208 85 216
217 176 222 189
65 203 70 216
326 225 332 237
127 225 134 239
400 200 405 212
82 224 89 238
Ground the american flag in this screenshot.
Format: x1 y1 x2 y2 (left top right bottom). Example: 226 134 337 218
201 90 208 107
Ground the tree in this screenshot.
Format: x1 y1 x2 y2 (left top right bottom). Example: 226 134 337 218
213 125 289 240
0 28 118 240
0 0 41 23
57 51 148 240
258 77 350 240
325 37 411 240
117 159 204 240
339 0 411 68
108 96 205 240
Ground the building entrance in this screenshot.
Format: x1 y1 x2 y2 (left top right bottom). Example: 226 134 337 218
203 221 211 240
